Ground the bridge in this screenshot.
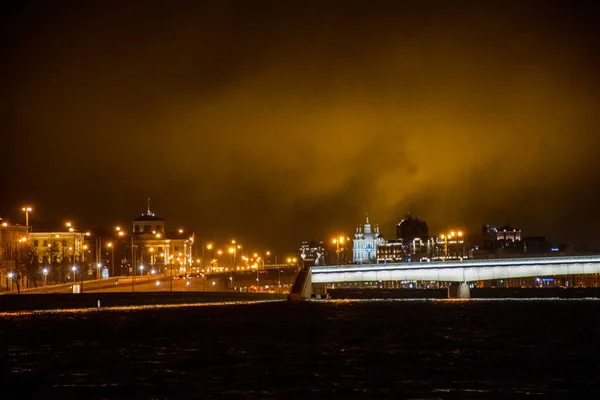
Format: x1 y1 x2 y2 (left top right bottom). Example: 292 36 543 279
289 255 600 300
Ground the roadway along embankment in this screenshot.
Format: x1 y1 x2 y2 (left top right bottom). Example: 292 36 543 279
0 292 287 312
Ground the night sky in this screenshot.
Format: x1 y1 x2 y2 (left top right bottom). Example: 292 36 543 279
1 1 599 252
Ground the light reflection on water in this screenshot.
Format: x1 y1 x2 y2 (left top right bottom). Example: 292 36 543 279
2 299 600 398
0 300 283 318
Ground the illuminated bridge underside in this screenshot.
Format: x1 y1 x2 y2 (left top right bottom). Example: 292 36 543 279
311 256 600 284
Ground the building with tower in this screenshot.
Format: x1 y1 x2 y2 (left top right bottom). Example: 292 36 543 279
396 213 429 242
352 215 385 264
125 200 195 276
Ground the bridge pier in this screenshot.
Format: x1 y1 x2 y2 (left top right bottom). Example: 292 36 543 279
448 282 471 299
312 283 328 300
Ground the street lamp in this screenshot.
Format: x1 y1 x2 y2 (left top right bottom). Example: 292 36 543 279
21 206 32 227
229 247 235 270
440 234 448 260
71 266 77 281
107 242 115 277
441 230 465 260
205 243 214 271
43 268 48 285
332 235 347 264
7 272 14 292
115 226 137 291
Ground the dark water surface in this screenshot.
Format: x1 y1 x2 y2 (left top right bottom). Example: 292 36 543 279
2 299 599 399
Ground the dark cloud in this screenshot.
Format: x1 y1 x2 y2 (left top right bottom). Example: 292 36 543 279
1 0 599 253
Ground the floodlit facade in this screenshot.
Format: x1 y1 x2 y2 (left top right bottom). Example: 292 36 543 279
352 216 384 264
0 219 29 286
131 204 194 275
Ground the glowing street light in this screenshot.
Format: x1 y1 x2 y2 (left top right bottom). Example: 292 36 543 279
21 206 32 227
332 235 346 264
107 242 115 277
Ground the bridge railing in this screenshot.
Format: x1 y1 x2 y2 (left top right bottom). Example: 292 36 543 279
313 255 600 273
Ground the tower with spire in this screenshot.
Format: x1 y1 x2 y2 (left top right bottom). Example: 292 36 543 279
352 214 384 264
129 200 195 277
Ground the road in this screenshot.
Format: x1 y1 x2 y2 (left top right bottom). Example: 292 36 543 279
87 269 298 293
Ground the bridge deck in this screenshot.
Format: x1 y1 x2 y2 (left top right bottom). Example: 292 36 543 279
311 255 600 283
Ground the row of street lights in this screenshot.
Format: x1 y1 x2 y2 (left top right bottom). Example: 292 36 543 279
440 230 464 260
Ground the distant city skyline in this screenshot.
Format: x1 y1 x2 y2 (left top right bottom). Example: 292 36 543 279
0 201 593 256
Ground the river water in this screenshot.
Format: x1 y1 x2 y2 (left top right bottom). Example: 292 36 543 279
2 299 599 398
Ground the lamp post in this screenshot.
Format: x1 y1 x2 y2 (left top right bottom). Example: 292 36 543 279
332 236 345 265
7 272 14 293
230 240 238 271
130 234 135 292
440 230 464 261
278 269 282 294
21 206 32 228
266 251 271 264
229 246 235 270
256 256 265 291
116 226 136 291
107 242 115 277
71 266 77 282
440 234 448 261
205 243 213 271
43 268 48 285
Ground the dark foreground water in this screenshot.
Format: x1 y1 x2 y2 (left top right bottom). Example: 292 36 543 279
2 299 600 399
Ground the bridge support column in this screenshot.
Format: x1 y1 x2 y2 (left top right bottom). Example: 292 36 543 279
448 282 470 299
312 283 328 300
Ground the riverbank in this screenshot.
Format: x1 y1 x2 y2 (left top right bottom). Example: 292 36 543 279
328 287 600 299
0 292 287 312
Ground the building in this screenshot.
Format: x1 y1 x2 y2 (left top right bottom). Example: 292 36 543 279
0 219 30 288
482 224 522 243
352 216 385 264
28 225 88 282
376 239 408 263
299 240 327 266
396 214 429 242
523 236 551 254
129 203 194 276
